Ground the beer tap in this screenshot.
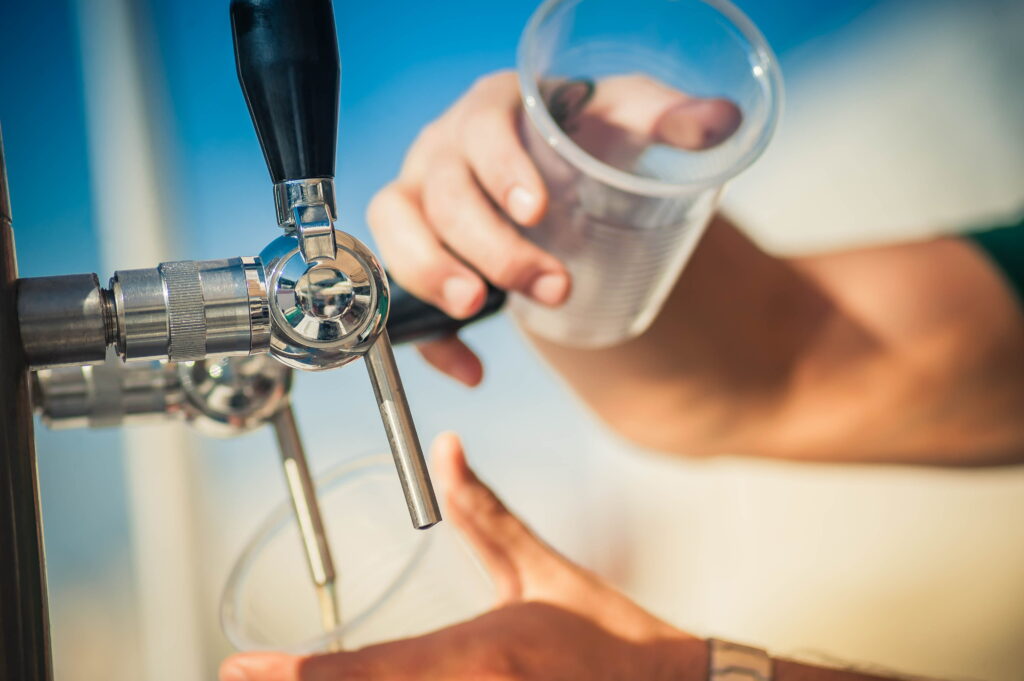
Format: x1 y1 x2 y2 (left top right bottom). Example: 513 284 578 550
3 0 508 673
231 0 450 531
26 259 502 632
13 0 505 649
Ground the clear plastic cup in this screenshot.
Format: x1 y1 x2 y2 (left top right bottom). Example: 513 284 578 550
513 0 782 347
220 455 493 653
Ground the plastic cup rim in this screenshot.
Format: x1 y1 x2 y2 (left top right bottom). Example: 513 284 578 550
219 453 433 654
515 0 784 197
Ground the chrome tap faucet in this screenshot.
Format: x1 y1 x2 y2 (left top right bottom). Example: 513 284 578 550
231 0 443 529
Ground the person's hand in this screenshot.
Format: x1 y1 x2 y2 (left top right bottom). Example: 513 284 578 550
367 70 741 386
219 432 708 681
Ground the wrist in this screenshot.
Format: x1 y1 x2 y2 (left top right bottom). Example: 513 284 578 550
640 633 709 681
649 635 782 681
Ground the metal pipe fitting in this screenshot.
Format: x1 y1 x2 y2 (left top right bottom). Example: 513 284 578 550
273 179 338 262
273 178 336 231
33 354 292 435
33 357 180 429
17 273 116 368
111 256 270 361
18 256 271 369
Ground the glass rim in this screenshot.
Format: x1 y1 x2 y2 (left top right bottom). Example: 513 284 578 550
219 453 433 653
515 0 784 197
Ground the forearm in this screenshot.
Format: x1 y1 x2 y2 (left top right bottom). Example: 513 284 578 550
526 215 1024 464
526 214 881 458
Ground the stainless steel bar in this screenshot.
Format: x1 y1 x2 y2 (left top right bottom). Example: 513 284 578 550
364 329 441 529
109 266 172 360
104 256 269 363
196 257 268 358
0 124 53 681
17 273 113 369
270 403 340 632
33 355 179 429
19 255 270 370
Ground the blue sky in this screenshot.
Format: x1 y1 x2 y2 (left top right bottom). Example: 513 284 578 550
0 0 885 270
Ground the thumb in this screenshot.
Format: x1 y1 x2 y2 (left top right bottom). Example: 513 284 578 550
432 432 562 604
654 97 742 150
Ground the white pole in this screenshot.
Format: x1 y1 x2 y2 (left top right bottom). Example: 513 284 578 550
71 1 207 679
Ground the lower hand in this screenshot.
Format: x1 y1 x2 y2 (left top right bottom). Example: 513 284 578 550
220 432 707 681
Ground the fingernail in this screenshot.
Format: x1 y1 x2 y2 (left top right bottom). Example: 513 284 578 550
506 185 539 225
219 664 250 681
529 272 570 306
443 277 482 318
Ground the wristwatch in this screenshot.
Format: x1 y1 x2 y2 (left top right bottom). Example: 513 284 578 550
708 638 772 681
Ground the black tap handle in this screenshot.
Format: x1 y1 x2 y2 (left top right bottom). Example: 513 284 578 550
386 277 506 345
230 0 340 183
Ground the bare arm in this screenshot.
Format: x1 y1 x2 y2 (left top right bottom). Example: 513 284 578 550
367 70 1024 466
531 214 1024 465
220 435 926 681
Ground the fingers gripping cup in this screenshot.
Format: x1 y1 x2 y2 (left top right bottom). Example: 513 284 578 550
513 0 782 347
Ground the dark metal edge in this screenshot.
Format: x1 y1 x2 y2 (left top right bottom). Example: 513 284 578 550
0 122 54 681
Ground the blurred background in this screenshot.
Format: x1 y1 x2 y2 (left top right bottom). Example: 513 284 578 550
2 0 1023 679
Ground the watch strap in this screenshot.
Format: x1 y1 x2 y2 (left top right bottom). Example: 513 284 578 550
708 638 772 681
